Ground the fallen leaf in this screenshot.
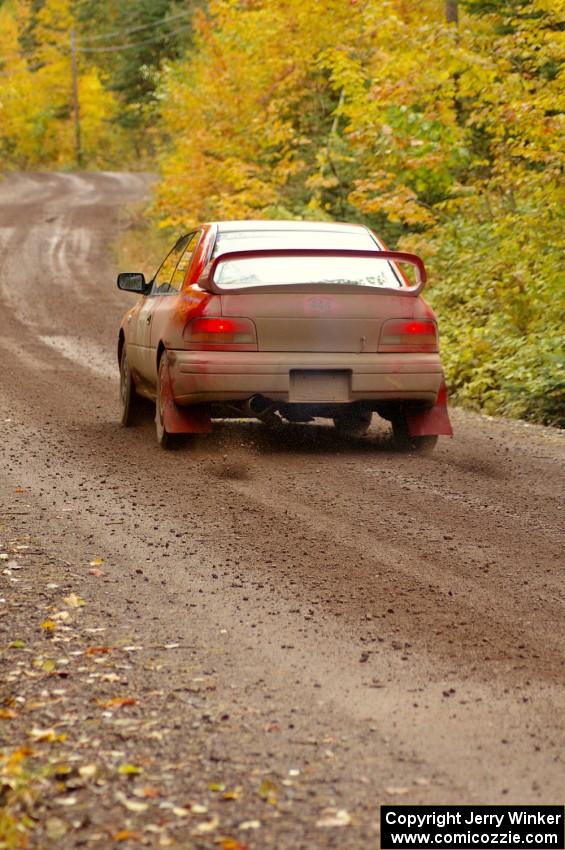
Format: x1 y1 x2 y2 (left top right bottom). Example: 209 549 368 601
238 820 261 831
140 786 161 799
89 557 105 566
41 620 57 631
221 840 249 850
63 593 86 609
258 778 278 805
9 639 25 649
115 790 149 812
54 795 77 806
86 646 112 656
7 746 33 763
118 763 142 776
46 817 68 840
79 764 97 779
101 672 120 683
52 763 73 778
98 697 136 709
144 824 169 836
0 708 17 719
15 487 26 493
28 727 65 743
316 808 352 828
89 567 105 577
193 817 219 834
112 830 142 842
223 787 242 801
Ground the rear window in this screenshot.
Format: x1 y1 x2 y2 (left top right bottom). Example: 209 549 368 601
214 254 405 290
212 228 405 290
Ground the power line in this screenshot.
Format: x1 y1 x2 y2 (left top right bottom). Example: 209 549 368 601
81 9 192 43
0 20 192 77
78 23 192 53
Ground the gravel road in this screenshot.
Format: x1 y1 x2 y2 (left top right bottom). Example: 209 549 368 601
0 172 563 849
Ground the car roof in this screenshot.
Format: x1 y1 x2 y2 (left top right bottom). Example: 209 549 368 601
212 220 370 234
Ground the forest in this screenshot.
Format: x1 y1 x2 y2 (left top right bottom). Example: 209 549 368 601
0 0 563 425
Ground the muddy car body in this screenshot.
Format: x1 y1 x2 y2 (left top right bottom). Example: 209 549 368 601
117 220 453 449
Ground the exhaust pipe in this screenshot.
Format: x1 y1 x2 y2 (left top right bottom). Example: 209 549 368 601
244 395 281 427
244 395 272 416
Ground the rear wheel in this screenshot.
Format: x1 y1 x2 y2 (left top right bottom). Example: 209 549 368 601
333 409 372 438
119 347 146 426
155 352 172 448
391 413 438 453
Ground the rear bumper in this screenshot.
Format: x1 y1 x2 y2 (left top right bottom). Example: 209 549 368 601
168 350 444 406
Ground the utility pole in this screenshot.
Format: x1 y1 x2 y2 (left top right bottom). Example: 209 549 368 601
445 1 459 24
70 29 82 168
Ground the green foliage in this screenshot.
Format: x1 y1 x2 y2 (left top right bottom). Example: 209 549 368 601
74 0 198 136
422 197 564 426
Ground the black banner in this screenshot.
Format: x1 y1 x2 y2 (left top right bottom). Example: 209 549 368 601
381 805 564 849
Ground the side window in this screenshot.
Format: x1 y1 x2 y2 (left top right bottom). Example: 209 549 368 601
170 232 200 291
152 233 193 294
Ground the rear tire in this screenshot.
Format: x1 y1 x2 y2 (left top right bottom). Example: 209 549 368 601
391 413 438 453
119 348 146 427
155 352 172 449
333 409 372 438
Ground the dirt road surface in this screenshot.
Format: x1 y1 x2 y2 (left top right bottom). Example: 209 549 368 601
0 172 563 849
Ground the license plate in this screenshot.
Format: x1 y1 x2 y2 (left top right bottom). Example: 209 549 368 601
289 370 351 402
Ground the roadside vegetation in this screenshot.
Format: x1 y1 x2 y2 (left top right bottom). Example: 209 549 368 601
0 0 563 425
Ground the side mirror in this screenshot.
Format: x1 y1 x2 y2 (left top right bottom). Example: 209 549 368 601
117 272 149 293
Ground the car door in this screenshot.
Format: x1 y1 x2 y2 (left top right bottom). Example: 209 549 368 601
144 232 201 385
131 235 193 386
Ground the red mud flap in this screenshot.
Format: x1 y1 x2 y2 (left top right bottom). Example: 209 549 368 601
160 359 212 435
405 379 453 438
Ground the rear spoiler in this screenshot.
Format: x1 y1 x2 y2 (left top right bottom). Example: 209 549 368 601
198 248 427 295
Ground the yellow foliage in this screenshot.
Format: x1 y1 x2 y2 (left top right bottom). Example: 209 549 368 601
0 0 124 168
155 0 562 238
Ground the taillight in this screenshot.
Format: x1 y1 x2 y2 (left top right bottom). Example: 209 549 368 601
184 317 257 349
378 319 438 352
